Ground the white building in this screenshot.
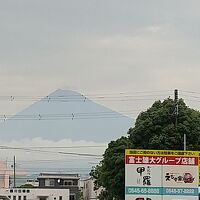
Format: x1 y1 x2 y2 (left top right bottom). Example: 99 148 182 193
82 178 103 200
37 173 79 200
0 188 69 200
25 180 39 187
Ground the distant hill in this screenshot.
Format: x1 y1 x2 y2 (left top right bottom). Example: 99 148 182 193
0 89 133 142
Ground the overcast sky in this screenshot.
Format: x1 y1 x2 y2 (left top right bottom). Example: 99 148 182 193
1 0 200 174
1 0 200 113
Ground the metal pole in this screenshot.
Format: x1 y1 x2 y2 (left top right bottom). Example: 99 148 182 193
184 133 186 151
174 89 178 128
174 89 186 150
14 156 16 188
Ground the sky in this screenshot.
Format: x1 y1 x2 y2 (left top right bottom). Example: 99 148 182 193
1 0 200 113
0 138 106 177
1 0 200 175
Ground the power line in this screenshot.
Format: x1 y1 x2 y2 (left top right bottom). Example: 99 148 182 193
0 111 138 121
0 115 135 121
6 158 101 163
0 167 94 172
0 109 140 121
0 110 139 117
17 145 107 149
0 145 103 158
181 94 200 99
180 90 200 95
182 99 200 103
0 91 172 102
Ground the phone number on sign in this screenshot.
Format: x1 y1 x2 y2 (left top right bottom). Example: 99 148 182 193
128 188 160 194
165 188 195 195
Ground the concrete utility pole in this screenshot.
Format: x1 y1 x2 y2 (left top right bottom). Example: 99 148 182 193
14 156 16 188
174 89 178 128
174 89 186 151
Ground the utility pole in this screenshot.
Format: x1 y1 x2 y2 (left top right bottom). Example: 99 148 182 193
184 133 186 151
174 89 186 151
14 156 16 188
174 89 179 128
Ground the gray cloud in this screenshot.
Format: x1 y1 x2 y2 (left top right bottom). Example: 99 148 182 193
0 0 200 114
0 138 106 174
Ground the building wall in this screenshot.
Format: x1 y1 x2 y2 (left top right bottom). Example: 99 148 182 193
0 162 12 188
0 161 26 188
0 188 69 200
38 178 78 189
82 178 103 200
38 175 80 200
25 179 39 187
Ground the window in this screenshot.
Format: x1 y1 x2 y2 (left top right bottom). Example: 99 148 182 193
10 190 13 193
45 179 55 187
18 190 21 193
8 196 11 199
18 196 21 200
63 180 73 186
26 190 30 193
69 194 75 200
59 196 62 200
39 197 47 200
73 181 77 186
13 196 16 200
22 190 25 193
23 196 26 200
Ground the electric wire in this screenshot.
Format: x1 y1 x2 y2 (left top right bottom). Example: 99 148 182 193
0 145 103 158
0 109 140 121
0 90 172 103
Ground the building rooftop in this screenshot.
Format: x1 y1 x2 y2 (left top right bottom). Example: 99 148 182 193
38 173 80 179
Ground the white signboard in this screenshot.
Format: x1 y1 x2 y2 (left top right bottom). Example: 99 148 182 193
125 149 199 200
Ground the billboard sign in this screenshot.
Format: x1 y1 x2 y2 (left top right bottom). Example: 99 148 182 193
125 149 199 200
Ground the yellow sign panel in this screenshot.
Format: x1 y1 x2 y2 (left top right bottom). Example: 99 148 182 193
125 149 199 157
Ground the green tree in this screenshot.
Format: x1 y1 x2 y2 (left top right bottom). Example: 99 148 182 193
129 98 200 150
91 98 200 199
77 191 83 200
19 184 35 188
90 136 131 200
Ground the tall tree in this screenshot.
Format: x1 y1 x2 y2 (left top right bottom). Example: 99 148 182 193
90 136 131 200
91 98 200 199
129 98 200 150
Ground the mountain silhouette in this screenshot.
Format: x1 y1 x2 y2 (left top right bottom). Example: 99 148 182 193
0 89 133 142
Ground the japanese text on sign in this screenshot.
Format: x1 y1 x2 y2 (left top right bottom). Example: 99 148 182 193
126 155 198 165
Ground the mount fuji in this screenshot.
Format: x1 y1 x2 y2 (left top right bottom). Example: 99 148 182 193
0 89 133 142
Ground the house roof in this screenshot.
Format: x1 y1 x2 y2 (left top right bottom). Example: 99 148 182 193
38 173 80 180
